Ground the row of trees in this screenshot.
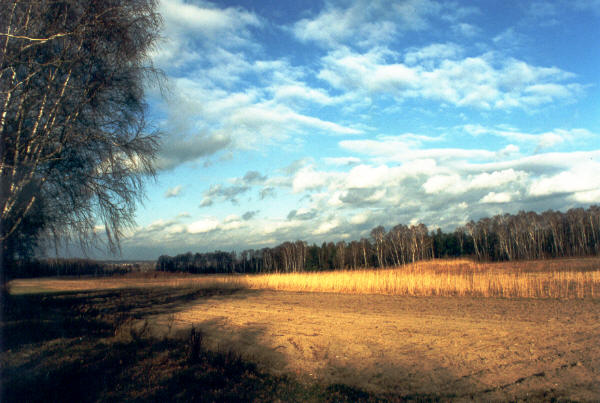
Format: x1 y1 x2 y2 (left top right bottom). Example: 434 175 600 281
157 206 600 274
8 258 122 278
466 207 600 261
156 223 441 274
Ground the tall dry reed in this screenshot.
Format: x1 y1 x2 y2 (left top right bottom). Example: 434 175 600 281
236 258 600 298
9 258 600 298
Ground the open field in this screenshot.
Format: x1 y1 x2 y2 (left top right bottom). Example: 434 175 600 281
4 258 600 401
163 289 600 401
10 257 600 299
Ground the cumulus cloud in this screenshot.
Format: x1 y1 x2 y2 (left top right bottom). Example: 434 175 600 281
188 218 220 234
463 125 595 152
242 210 259 220
292 0 458 49
339 136 495 163
116 1 598 259
244 171 266 183
155 75 362 170
339 188 386 206
318 47 583 110
125 144 600 258
228 104 362 137
270 82 340 105
480 191 514 204
153 0 262 68
156 132 232 171
287 208 318 221
164 185 183 198
313 219 341 235
422 169 527 195
290 166 327 193
404 43 463 65
259 187 276 200
150 1 367 172
529 162 600 197
200 184 250 207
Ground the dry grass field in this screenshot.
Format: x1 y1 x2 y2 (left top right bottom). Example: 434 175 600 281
163 289 600 401
11 257 600 299
4 257 600 401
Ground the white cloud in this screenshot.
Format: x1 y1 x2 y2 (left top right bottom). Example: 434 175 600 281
221 219 244 231
404 43 463 65
318 48 583 110
422 169 527 195
469 169 526 189
462 125 595 151
164 185 183 198
187 218 220 234
422 174 462 194
480 191 514 204
227 103 361 143
573 189 600 203
345 164 392 189
529 163 600 196
340 136 495 163
271 83 338 105
349 212 370 225
292 0 439 49
159 0 260 34
452 22 480 37
292 166 331 193
313 219 340 235
154 0 262 67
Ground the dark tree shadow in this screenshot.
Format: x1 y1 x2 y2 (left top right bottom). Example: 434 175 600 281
1 287 575 402
1 287 244 351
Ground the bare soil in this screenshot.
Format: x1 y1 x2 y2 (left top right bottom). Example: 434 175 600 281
159 290 600 401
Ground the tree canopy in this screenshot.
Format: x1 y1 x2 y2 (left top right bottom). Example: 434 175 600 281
1 0 162 272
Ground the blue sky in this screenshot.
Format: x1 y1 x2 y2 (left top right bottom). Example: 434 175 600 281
110 0 599 259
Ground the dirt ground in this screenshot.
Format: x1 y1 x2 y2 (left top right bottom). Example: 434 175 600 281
154 290 600 401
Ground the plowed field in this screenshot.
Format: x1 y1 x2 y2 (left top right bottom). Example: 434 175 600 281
159 290 600 401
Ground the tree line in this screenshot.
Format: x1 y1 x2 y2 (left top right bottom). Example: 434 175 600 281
156 206 600 274
8 258 129 278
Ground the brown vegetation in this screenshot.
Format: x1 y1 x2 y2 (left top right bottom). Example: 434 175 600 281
4 258 600 401
11 257 600 299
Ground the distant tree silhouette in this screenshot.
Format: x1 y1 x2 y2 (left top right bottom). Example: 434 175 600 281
155 206 600 275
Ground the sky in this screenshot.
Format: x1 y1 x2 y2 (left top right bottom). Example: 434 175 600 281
106 0 599 260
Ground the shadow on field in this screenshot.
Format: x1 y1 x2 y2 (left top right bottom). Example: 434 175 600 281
1 287 421 402
1 287 245 351
0 287 567 402
184 317 480 402
158 290 579 402
1 287 298 402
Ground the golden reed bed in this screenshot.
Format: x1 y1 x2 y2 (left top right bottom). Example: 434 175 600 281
10 258 600 299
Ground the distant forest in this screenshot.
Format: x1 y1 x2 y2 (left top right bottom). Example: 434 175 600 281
157 206 600 274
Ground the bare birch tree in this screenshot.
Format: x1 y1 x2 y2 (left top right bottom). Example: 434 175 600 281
1 0 162 273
